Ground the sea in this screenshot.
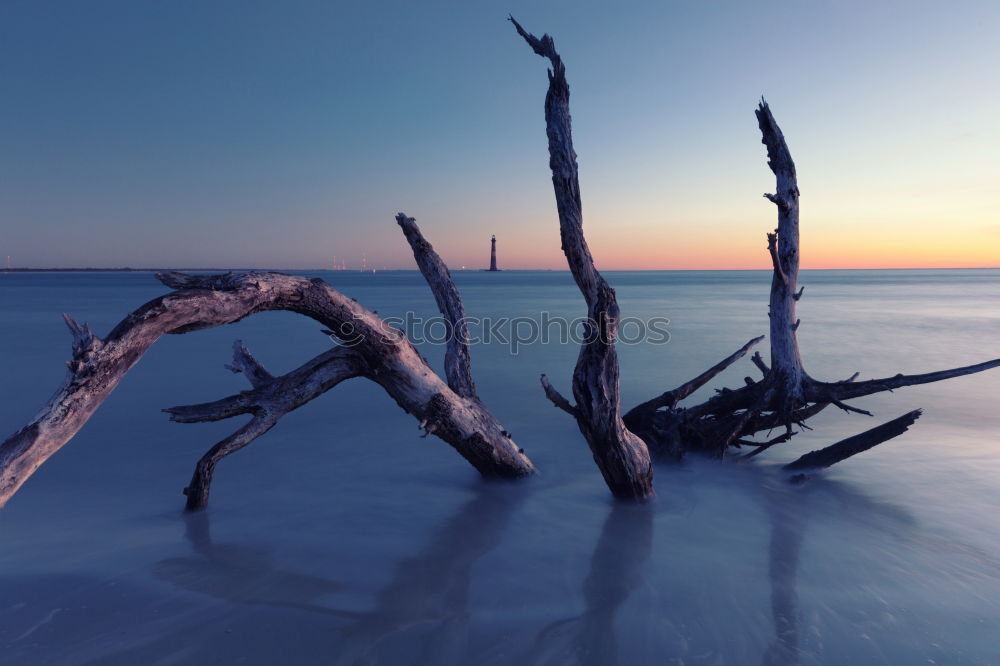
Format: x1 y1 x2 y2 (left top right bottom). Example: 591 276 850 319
1 268 999 665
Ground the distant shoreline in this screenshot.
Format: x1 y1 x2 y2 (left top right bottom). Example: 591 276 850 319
2 267 248 273
2 266 997 273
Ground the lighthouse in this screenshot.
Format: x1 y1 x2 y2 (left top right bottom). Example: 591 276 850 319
488 235 499 271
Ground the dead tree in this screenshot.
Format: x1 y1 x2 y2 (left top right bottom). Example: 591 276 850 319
0 214 534 510
511 17 654 500
513 18 1000 497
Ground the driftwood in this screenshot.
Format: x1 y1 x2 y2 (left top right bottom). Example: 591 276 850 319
783 410 922 474
3 20 998 510
0 214 534 510
512 18 1000 497
167 342 367 510
512 17 654 500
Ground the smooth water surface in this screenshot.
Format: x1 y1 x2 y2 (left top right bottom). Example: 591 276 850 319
1 269 999 665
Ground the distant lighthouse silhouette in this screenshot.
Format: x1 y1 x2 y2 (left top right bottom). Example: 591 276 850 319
488 235 499 271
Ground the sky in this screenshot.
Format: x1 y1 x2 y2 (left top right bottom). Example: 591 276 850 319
1 0 998 270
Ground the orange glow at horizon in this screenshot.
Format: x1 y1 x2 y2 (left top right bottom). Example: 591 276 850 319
462 220 1000 272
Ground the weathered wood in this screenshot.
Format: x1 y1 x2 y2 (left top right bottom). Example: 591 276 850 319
171 343 367 510
751 351 770 377
512 16 653 500
509 22 999 483
807 360 1000 403
224 340 275 388
540 374 578 417
784 410 922 471
173 212 524 510
625 336 764 419
181 415 278 510
757 101 807 423
396 212 477 400
621 100 1000 467
1 265 534 509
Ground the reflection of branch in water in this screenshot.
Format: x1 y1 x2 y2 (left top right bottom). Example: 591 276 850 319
89 486 522 665
526 502 654 666
154 511 358 619
756 475 940 666
761 484 805 666
337 484 526 665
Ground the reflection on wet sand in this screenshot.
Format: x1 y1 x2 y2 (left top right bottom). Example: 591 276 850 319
761 482 806 666
756 474 930 666
9 469 981 666
525 502 654 665
154 511 355 619
126 484 526 665
334 484 527 664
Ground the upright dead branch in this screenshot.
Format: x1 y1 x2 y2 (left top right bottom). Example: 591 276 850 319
0 219 534 510
757 101 807 425
506 19 999 480
511 16 653 500
396 213 478 400
224 340 275 388
621 100 999 469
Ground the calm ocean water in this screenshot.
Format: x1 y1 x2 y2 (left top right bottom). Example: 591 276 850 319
1 269 999 665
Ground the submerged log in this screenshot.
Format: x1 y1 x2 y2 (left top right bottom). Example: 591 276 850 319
0 216 534 510
784 410 922 473
512 16 653 500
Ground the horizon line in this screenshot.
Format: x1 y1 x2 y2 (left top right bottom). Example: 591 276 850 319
4 266 999 273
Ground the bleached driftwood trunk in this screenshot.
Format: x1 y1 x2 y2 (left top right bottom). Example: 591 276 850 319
759 102 807 424
512 18 1000 492
0 215 534 510
512 17 653 500
632 100 1000 467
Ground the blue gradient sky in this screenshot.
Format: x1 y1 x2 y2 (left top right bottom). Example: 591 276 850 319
2 1 998 269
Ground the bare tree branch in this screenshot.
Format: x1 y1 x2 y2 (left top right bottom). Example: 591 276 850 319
784 410 922 472
167 344 367 509
224 340 275 388
756 100 807 418
808 360 1000 402
396 212 477 400
540 374 578 417
1 270 534 509
626 336 764 422
751 351 770 377
512 16 652 500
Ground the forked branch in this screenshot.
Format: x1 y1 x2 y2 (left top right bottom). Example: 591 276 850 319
1 221 534 510
167 343 367 509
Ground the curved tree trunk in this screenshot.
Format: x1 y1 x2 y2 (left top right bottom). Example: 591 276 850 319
0 217 534 510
